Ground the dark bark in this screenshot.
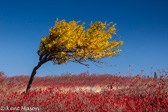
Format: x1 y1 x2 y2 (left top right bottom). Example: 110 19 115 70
26 56 53 93
26 61 43 93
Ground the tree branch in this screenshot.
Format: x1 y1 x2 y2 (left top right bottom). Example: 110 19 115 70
72 57 89 67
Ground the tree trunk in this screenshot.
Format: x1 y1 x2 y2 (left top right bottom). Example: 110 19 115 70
26 61 43 93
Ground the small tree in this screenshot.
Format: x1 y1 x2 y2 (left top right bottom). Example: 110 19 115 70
26 19 123 92
0 71 4 83
154 72 158 79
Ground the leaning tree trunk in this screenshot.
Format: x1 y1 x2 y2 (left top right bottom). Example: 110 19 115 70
26 61 43 93
26 56 52 93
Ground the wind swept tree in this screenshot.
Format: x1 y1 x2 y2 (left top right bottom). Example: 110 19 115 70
26 19 123 92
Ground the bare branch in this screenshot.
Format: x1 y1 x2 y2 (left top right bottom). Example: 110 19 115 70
72 57 89 67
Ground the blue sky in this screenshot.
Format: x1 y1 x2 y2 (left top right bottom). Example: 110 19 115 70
0 0 168 77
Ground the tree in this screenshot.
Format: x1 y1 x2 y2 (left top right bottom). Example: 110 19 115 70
26 19 123 92
0 71 4 83
154 72 158 79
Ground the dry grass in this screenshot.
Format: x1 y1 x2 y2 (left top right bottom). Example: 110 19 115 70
16 85 129 94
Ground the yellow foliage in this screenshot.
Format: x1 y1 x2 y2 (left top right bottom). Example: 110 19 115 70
38 19 123 64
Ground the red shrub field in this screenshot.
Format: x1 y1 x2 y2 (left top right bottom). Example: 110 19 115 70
0 71 167 112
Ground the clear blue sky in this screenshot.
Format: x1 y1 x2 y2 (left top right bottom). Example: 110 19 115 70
0 0 168 77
